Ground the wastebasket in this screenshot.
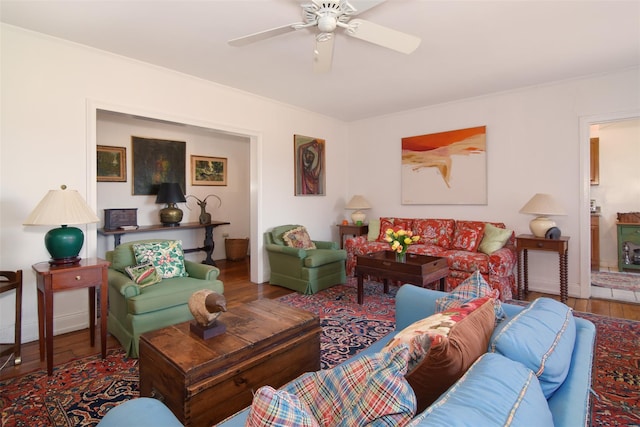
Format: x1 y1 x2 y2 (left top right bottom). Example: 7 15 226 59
225 238 249 261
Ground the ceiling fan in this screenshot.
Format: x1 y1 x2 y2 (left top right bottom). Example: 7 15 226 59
228 0 421 73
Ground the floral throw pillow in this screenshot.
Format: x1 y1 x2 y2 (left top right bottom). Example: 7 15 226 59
124 261 162 288
132 240 188 279
282 226 317 250
451 221 486 252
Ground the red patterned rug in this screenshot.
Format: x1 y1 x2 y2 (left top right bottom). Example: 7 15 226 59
1 280 637 426
591 270 640 292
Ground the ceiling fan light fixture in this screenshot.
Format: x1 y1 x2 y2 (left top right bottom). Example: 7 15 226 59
317 15 337 32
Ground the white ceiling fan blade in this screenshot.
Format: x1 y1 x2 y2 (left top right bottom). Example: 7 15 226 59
346 18 421 54
313 36 335 73
228 23 301 47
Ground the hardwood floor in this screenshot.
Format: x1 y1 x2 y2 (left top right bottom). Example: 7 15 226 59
1 258 638 380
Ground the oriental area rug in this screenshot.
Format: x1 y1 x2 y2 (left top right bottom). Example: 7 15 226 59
591 270 640 292
1 280 638 426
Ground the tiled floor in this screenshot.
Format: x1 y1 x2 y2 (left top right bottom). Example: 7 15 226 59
591 268 640 303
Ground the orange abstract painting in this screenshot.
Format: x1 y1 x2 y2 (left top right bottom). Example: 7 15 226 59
401 126 487 204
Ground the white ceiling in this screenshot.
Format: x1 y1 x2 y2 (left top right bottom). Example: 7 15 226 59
2 0 639 121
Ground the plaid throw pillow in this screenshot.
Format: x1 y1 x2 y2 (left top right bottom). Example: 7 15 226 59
282 345 416 426
246 386 319 427
435 270 506 320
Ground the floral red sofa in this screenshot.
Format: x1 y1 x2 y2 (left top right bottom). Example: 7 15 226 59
345 217 517 300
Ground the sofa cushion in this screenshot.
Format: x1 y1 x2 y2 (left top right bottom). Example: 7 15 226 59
124 262 162 288
385 297 495 413
451 221 486 252
283 226 317 250
412 219 455 248
246 386 319 427
282 344 416 426
367 219 380 242
407 353 554 427
303 249 347 267
126 276 218 315
133 240 188 279
478 223 513 255
490 297 576 398
377 218 410 242
435 270 505 320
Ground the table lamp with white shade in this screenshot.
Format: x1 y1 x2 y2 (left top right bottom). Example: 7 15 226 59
519 193 566 237
345 195 371 224
24 185 100 266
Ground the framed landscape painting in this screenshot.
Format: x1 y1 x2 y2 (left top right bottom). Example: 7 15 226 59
131 136 186 195
97 145 126 182
191 155 227 186
294 134 325 196
401 126 487 205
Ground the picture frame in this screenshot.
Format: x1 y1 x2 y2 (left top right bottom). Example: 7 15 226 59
294 134 325 196
191 155 227 186
132 136 186 195
401 126 487 205
97 145 126 182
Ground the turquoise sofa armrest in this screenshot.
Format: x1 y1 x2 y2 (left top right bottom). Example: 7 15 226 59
107 269 140 298
265 243 307 258
184 260 220 281
97 398 183 427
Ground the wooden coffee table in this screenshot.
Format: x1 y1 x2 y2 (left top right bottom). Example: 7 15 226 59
355 251 449 304
138 299 321 427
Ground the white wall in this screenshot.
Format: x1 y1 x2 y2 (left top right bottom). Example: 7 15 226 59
96 111 251 262
348 68 640 299
590 118 640 268
0 25 349 343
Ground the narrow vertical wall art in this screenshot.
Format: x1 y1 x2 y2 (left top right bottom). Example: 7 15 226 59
401 126 487 205
294 135 325 196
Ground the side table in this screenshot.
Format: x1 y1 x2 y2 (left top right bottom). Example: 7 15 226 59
516 234 570 303
337 223 369 249
0 270 22 366
32 258 110 375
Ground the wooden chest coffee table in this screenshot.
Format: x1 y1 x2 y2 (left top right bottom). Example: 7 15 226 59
138 299 321 427
355 251 449 304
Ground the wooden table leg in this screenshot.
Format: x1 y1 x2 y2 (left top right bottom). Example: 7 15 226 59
37 289 45 361
357 273 364 305
45 288 54 375
523 249 529 297
383 278 389 294
560 250 569 304
100 269 108 358
439 277 445 292
88 287 96 347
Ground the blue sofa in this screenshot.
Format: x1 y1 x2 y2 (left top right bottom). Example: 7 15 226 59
98 285 596 427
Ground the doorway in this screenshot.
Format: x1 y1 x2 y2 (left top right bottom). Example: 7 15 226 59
587 116 640 303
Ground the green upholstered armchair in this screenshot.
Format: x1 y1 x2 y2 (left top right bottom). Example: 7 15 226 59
105 239 223 358
264 225 347 295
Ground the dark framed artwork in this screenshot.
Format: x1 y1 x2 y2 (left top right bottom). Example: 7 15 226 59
97 145 126 182
294 135 325 196
401 126 487 205
131 136 186 195
191 155 227 186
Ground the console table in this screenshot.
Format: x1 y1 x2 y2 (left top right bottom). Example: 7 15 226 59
516 234 570 303
98 221 230 265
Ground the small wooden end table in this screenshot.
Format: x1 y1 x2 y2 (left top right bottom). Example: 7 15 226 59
337 223 369 249
32 258 110 375
355 251 449 304
516 234 570 303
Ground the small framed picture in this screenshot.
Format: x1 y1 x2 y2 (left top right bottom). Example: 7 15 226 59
191 155 227 186
97 145 126 182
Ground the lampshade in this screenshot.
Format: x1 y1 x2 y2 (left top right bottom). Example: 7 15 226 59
24 185 99 266
156 182 186 227
345 195 371 224
519 193 566 237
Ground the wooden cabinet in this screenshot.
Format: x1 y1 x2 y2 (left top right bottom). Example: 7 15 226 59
617 222 640 272
591 215 600 270
590 138 599 185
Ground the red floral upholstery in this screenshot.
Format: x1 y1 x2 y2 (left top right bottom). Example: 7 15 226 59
345 218 517 301
451 221 486 252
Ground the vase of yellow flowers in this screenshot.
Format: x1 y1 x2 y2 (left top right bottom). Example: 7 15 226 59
384 228 420 262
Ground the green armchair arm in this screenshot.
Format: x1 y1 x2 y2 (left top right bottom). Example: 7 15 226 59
265 243 308 259
185 261 220 281
313 240 339 250
108 269 141 299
